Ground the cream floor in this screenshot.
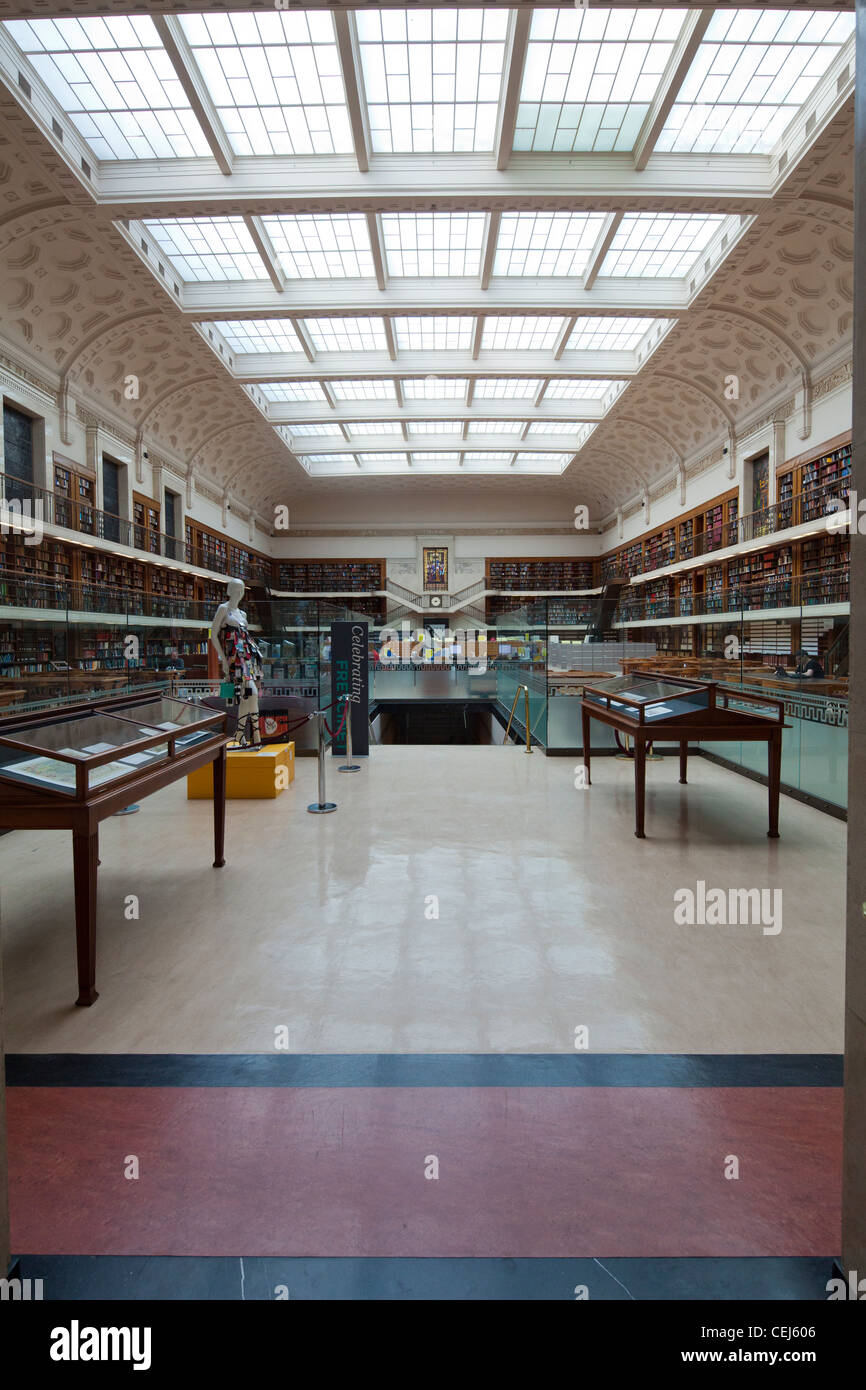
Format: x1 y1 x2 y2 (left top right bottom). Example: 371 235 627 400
0 746 845 1054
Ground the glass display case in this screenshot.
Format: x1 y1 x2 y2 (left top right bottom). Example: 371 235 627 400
581 674 713 724
0 696 222 798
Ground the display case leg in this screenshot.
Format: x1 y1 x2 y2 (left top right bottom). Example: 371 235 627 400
679 740 688 784
768 732 781 838
634 740 647 839
72 830 99 1006
213 745 227 867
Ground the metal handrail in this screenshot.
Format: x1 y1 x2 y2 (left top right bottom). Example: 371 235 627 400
504 683 533 754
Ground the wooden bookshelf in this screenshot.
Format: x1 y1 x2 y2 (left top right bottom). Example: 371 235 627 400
485 558 597 591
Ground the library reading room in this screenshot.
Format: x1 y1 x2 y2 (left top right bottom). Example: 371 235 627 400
0 0 865 1344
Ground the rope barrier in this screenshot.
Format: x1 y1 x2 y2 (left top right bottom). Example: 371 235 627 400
323 699 350 740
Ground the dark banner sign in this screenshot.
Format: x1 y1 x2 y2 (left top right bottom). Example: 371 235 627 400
331 621 369 756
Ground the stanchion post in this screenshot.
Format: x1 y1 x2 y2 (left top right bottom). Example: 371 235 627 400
339 693 360 773
307 710 337 813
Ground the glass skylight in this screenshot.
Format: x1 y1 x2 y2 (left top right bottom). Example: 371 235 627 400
144 218 264 280
411 452 460 465
474 379 544 399
401 378 467 399
208 319 302 353
657 9 855 155
566 317 674 351
545 378 622 400
467 420 527 435
261 215 374 279
392 317 474 350
6 15 211 160
179 10 352 156
303 453 356 466
256 381 327 402
482 317 567 351
528 421 589 435
514 452 572 466
494 212 607 277
515 7 686 153
357 453 409 470
406 420 464 434
302 317 387 352
600 214 726 278
345 421 404 436
329 379 397 401
464 451 514 465
381 213 485 277
357 7 507 153
283 422 344 437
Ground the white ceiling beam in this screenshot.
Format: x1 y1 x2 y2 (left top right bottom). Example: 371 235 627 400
634 10 715 172
339 423 352 443
333 10 371 175
288 316 316 362
583 213 623 292
465 380 476 408
320 382 337 409
534 380 550 408
229 347 643 378
382 317 397 361
242 214 285 292
265 400 603 425
495 10 531 173
553 315 577 360
520 422 531 441
472 317 485 360
480 211 501 291
393 378 404 408
400 421 409 442
152 16 234 176
97 152 773 208
366 211 388 291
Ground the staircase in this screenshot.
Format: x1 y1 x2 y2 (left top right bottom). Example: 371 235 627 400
586 578 627 641
823 620 849 676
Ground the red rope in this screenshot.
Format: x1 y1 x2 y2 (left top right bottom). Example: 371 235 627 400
323 699 350 740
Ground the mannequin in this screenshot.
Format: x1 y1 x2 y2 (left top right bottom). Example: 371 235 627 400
211 577 263 747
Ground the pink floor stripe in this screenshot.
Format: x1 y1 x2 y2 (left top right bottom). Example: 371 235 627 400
8 1086 841 1257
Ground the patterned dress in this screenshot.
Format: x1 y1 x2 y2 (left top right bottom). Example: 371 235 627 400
222 619 263 699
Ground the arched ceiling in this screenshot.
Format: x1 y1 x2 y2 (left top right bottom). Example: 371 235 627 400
0 6 854 528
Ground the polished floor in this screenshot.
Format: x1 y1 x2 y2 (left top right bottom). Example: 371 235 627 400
1 746 846 1291
0 747 846 1055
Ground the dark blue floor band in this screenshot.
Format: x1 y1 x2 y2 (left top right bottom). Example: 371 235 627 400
5 1052 843 1088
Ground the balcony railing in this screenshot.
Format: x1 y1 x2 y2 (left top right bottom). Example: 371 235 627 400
615 567 849 623
0 472 271 583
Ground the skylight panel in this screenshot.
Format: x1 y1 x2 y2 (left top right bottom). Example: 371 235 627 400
515 7 686 153
283 422 343 437
494 212 606 277
601 214 725 278
330 379 397 401
6 15 211 160
402 378 467 400
514 452 571 466
304 461 358 472
356 7 507 153
357 452 409 466
178 10 352 156
345 421 404 436
256 381 327 402
261 214 374 279
657 9 855 155
566 316 673 351
528 421 588 435
545 378 621 400
302 317 387 352
474 379 543 400
382 213 485 277
406 420 464 434
411 452 461 466
482 317 567 351
464 451 514 465
467 420 526 435
393 317 474 350
144 218 265 280
209 319 303 353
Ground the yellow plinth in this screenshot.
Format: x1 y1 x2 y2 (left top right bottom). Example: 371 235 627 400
187 742 295 800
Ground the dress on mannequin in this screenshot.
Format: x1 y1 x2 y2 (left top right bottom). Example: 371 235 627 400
210 579 263 748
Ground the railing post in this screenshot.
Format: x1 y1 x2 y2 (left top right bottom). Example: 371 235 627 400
338 692 360 772
523 684 533 754
307 711 337 813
